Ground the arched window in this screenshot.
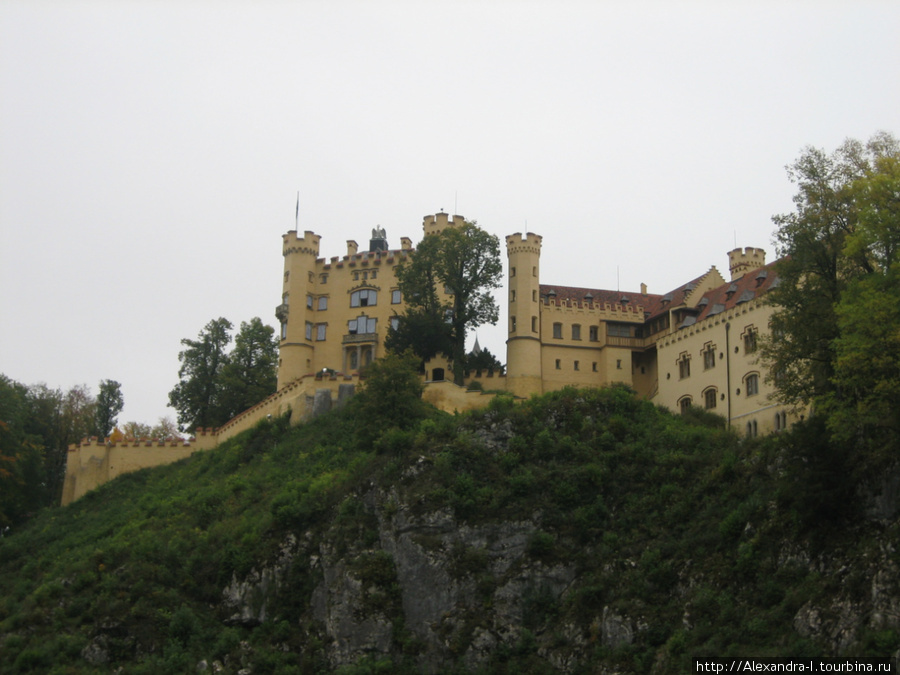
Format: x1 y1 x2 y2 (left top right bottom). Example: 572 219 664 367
704 388 717 409
678 396 692 414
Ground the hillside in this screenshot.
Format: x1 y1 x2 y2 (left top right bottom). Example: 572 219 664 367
1 385 898 674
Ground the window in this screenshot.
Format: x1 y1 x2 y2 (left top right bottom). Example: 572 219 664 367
510 267 516 277
532 290 537 302
390 317 400 331
510 316 517 332
305 321 313 340
316 324 326 341
280 322 287 340
348 314 376 335
678 355 691 379
607 323 632 337
317 297 328 311
350 289 377 307
510 289 516 302
574 360 580 371
744 328 758 354
589 326 599 342
531 316 537 332
616 359 622 370
703 344 716 370
679 397 692 414
704 388 717 409
532 266 537 277
555 359 561 370
553 323 563 339
391 289 402 304
307 294 314 309
572 324 581 340
746 373 759 396
320 273 328 284
746 420 758 437
592 362 598 372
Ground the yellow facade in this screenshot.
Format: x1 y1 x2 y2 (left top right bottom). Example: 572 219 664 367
276 213 464 389
508 235 799 436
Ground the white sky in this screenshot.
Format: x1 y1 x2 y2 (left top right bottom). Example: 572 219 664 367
2 0 898 429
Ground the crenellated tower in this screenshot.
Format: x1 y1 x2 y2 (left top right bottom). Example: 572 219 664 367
727 247 766 280
505 232 543 397
423 212 467 237
277 229 321 389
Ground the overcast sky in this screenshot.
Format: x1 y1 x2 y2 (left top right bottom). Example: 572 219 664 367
1 0 898 431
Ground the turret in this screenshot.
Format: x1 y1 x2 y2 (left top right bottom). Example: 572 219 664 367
505 232 543 397
423 212 466 237
277 229 321 389
728 247 766 280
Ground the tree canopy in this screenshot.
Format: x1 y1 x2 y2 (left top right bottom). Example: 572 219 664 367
390 221 503 384
762 131 900 457
168 317 279 432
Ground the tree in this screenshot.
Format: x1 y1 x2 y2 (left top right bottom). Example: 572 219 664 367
393 221 503 385
762 132 900 456
217 318 279 420
465 346 505 375
352 351 428 448
93 379 124 438
168 318 233 432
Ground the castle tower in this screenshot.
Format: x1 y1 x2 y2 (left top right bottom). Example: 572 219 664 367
728 247 766 280
505 232 543 398
277 229 321 389
423 212 467 237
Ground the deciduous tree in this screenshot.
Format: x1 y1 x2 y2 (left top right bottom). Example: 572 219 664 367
393 221 502 385
93 379 124 439
168 318 233 432
218 318 278 420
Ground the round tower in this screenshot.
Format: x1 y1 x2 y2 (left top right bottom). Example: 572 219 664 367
728 247 766 280
505 232 543 398
277 229 321 389
423 212 466 237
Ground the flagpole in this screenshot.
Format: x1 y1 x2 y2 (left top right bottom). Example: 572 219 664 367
295 191 299 231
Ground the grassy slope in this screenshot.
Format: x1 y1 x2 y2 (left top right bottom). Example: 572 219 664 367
0 386 896 674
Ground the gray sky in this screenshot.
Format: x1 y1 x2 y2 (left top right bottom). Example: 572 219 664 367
2 0 898 430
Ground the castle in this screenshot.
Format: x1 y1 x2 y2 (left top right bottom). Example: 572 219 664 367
62 212 795 504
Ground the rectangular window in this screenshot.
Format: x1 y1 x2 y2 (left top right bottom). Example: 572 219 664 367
316 324 326 341
317 297 328 311
589 326 599 342
555 359 561 370
703 346 716 370
510 267 516 277
280 322 287 340
305 321 313 340
553 323 562 339
351 289 377 307
679 357 691 379
705 389 717 409
744 329 757 354
510 316 517 332
574 360 580 371
390 317 400 331
592 362 598 372
746 374 759 396
510 289 516 302
572 324 581 340
680 398 692 414
307 295 314 309
531 316 537 332
391 289 402 304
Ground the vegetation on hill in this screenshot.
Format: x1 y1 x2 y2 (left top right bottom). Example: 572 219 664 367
1 379 897 673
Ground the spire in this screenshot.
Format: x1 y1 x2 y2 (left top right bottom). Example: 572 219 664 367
472 335 482 355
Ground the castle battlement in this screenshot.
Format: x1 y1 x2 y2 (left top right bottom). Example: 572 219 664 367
423 212 466 237
728 247 766 280
282 230 321 257
506 232 543 254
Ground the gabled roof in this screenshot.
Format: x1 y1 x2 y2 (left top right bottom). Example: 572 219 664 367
690 260 780 323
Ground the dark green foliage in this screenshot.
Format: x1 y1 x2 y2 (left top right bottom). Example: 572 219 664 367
0 383 895 673
93 378 124 438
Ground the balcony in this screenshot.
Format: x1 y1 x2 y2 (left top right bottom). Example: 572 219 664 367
343 332 378 345
275 303 289 322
